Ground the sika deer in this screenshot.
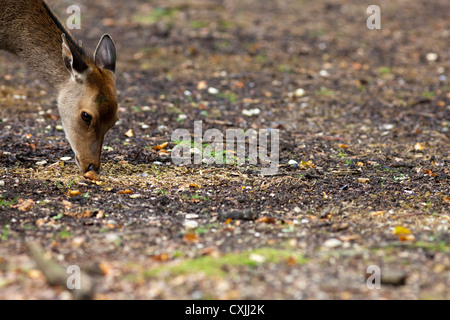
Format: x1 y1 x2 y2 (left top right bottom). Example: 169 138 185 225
0 0 117 175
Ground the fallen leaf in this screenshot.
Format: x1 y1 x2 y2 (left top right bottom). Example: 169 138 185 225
151 253 170 262
153 142 168 151
189 183 201 188
124 129 134 137
183 232 199 243
286 256 297 266
338 144 349 149
68 190 82 197
393 226 411 235
14 199 35 212
414 142 425 151
398 234 415 241
118 189 133 194
370 210 385 216
98 262 113 276
255 217 276 224
299 160 315 169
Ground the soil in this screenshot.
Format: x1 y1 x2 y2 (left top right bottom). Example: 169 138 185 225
0 0 449 299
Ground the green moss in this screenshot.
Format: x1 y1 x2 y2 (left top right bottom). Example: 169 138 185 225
144 248 308 278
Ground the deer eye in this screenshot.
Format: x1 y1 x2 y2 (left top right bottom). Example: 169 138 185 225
81 111 92 125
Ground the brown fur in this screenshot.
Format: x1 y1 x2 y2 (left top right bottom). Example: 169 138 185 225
0 0 117 173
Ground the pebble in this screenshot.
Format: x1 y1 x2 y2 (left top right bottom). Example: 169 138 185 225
288 159 299 167
184 220 198 229
208 87 219 95
0 180 4 187
55 125 64 131
294 88 305 97
60 157 72 161
141 106 152 111
152 161 163 165
242 108 261 116
141 124 150 129
177 114 187 121
425 52 438 62
36 160 47 166
186 213 199 219
322 238 342 248
319 69 329 77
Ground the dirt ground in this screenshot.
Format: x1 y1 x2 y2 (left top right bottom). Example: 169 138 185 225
0 0 449 299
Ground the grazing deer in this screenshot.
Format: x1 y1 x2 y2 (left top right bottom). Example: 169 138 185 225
0 0 117 174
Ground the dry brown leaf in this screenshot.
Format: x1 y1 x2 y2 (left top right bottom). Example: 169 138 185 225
286 256 297 266
414 142 425 151
14 199 35 212
124 129 134 137
151 253 170 262
357 178 370 183
183 232 199 243
118 189 133 194
153 142 168 150
68 190 82 197
98 262 113 276
255 217 276 224
189 183 201 188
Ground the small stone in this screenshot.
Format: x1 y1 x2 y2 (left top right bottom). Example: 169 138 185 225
294 88 305 97
208 87 219 95
186 213 199 219
36 160 47 166
319 69 329 77
184 220 198 229
288 159 299 167
55 124 64 131
141 124 150 129
60 157 72 161
425 52 438 62
177 114 187 121
322 238 342 248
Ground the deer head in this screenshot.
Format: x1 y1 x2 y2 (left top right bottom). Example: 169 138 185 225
58 34 118 174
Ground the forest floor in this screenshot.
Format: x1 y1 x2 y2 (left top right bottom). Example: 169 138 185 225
0 0 449 299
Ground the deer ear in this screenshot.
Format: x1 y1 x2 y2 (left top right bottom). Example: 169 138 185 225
94 34 116 73
61 34 89 83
